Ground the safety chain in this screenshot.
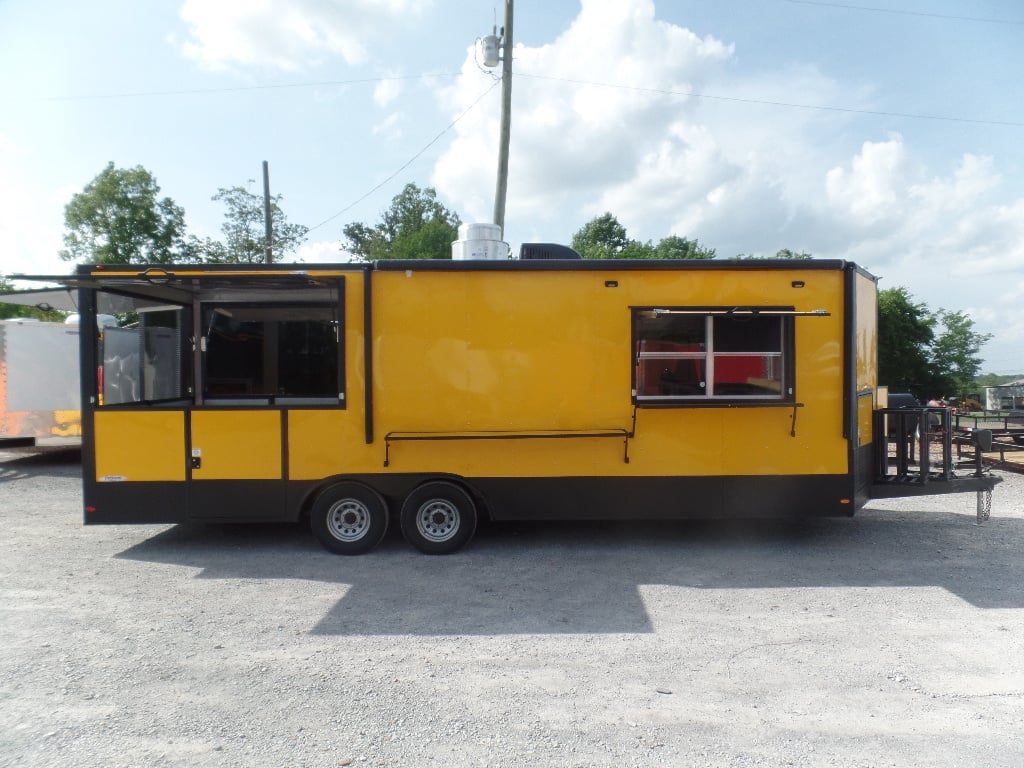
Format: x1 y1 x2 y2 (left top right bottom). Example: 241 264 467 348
976 488 993 524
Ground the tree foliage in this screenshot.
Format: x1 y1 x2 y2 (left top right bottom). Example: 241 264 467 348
975 372 1024 388
878 287 935 397
571 213 715 260
877 287 992 398
930 309 993 396
653 234 716 260
732 248 813 260
571 213 630 259
60 165 310 266
203 185 309 264
342 184 461 261
60 163 187 264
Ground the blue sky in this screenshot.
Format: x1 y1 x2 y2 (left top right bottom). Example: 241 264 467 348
1 0 1022 374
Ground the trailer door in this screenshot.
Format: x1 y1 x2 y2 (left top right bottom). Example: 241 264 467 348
188 297 343 520
188 408 285 520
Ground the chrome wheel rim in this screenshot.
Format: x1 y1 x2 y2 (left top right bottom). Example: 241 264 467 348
327 499 371 542
415 499 460 542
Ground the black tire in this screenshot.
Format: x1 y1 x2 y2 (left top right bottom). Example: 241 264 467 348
310 482 389 555
400 481 478 555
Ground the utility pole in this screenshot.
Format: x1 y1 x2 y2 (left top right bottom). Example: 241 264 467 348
492 0 513 236
262 160 273 264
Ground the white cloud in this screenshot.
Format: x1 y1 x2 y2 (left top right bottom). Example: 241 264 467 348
373 76 403 107
826 136 910 227
0 137 68 278
428 0 1024 371
432 0 733 227
372 112 402 138
176 0 429 71
295 238 349 264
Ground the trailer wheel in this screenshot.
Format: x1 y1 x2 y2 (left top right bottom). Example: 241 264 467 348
310 482 389 555
400 481 477 555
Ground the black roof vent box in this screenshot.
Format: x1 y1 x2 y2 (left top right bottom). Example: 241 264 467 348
519 243 582 260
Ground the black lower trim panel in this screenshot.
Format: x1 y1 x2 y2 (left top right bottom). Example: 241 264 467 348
470 474 856 520
83 473 860 526
84 481 189 524
189 480 287 521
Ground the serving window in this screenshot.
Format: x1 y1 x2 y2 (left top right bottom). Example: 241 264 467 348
202 303 341 405
633 308 794 404
88 275 345 408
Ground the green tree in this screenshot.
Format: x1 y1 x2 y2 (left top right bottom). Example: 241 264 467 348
342 184 461 260
929 309 992 396
975 372 1024 387
572 214 714 260
772 248 813 260
732 248 813 260
60 163 187 264
572 213 632 259
180 235 228 264
204 185 309 264
653 235 716 260
877 288 992 399
877 287 935 398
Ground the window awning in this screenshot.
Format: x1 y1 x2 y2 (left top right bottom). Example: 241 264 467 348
7 270 342 312
635 307 831 318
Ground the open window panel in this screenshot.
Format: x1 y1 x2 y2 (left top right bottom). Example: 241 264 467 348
98 301 192 407
89 276 344 408
632 307 795 405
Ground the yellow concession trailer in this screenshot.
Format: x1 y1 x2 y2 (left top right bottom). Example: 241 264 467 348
50 258 998 554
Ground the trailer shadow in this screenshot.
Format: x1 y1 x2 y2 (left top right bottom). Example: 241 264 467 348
0 447 81 483
115 507 1024 636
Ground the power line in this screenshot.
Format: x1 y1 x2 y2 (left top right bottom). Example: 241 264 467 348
24 67 1022 128
308 80 500 234
517 72 1024 128
23 73 461 103
781 0 1024 26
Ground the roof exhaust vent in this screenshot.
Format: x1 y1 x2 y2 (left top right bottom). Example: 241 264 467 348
451 223 510 260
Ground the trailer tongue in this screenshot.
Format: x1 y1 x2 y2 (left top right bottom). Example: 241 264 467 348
871 405 1001 523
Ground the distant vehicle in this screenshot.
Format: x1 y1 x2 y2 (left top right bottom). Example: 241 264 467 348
0 318 82 446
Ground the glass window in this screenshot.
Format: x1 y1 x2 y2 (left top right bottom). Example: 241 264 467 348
633 309 791 403
203 304 340 402
100 307 188 406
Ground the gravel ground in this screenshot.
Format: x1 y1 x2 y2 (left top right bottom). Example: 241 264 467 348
1 448 1023 768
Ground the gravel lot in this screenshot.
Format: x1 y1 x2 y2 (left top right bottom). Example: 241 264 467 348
2 447 1023 768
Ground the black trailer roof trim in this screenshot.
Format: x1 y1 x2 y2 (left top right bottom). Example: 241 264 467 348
374 258 854 273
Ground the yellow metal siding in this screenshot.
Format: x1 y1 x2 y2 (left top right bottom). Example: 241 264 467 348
190 410 282 480
94 411 185 481
308 266 853 479
288 409 365 480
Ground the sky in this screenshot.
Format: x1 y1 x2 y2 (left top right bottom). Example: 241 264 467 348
1 0 1022 375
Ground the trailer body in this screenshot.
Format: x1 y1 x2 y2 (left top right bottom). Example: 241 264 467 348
0 319 81 446
53 258 997 553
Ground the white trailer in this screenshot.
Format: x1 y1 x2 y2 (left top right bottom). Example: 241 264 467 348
0 319 81 446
